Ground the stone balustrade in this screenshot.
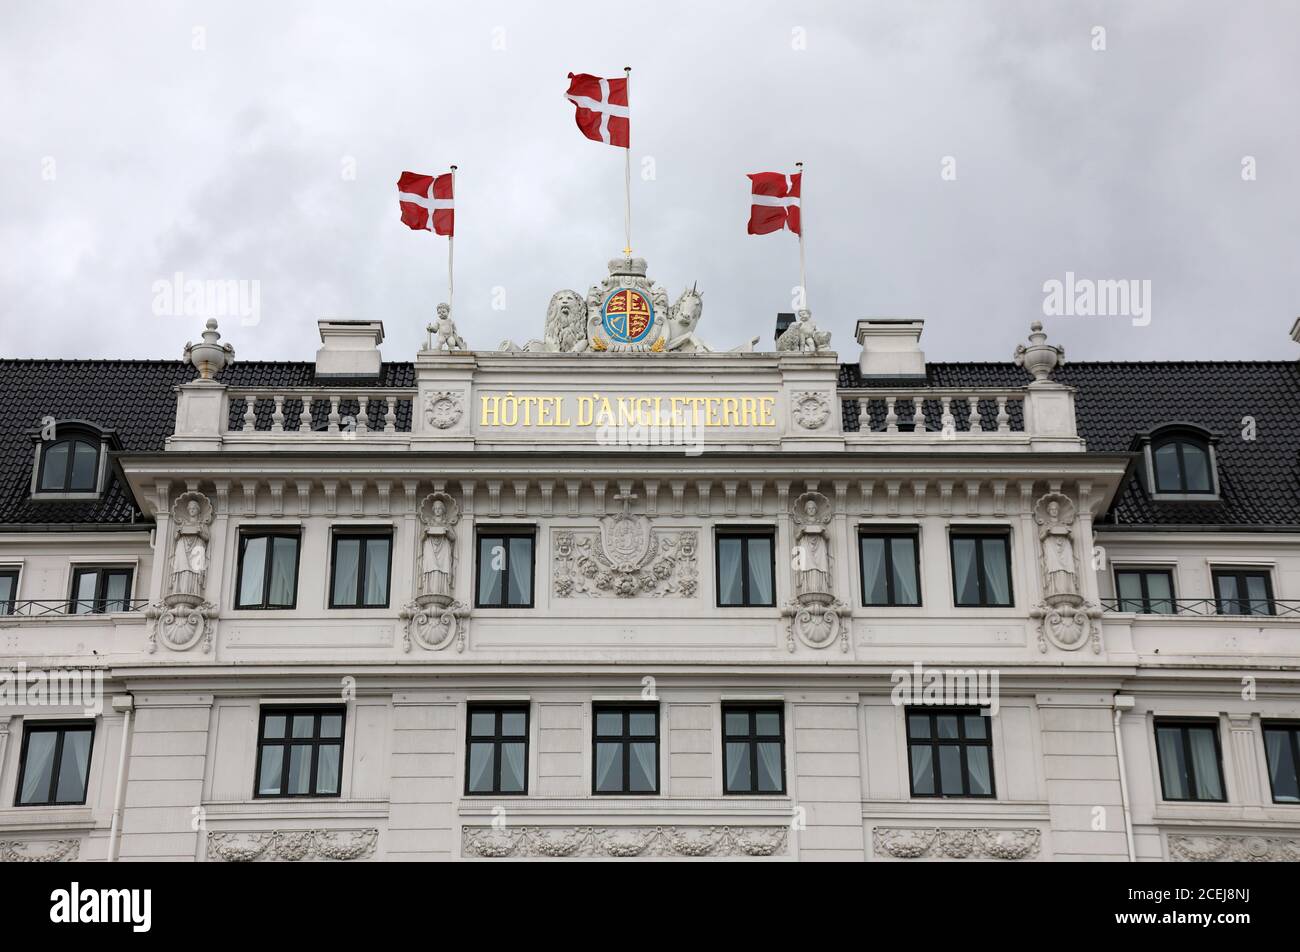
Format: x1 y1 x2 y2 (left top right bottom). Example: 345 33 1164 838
226 388 416 435
846 388 1026 436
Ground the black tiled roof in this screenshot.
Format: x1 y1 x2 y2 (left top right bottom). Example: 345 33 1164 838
0 360 415 528
841 360 1300 528
2 357 1295 529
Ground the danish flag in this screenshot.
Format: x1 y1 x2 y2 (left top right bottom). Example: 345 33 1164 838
565 72 629 148
747 171 801 236
397 170 454 235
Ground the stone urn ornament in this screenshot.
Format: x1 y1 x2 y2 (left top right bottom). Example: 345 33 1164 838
1013 321 1063 381
183 318 236 379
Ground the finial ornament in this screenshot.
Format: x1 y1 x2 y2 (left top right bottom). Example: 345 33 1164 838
1014 321 1064 381
183 318 235 379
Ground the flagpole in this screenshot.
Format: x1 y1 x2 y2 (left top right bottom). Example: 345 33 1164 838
795 161 806 310
623 66 632 256
447 165 457 314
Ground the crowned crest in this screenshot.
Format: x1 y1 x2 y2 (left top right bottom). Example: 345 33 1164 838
586 257 669 352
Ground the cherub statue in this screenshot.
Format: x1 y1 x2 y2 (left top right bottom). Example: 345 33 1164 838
428 302 466 352
776 309 832 353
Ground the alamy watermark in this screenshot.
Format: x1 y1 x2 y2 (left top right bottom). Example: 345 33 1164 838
1042 271 1151 327
890 662 999 716
152 271 261 326
0 664 104 716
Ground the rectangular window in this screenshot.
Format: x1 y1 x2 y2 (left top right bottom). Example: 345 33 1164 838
859 530 920 606
475 530 535 608
0 568 18 615
465 705 529 795
69 566 133 614
1262 722 1300 804
1212 568 1274 616
329 531 392 608
716 529 776 607
592 704 659 794
950 532 1013 607
1115 568 1175 614
1154 719 1225 802
236 531 300 609
255 707 345 798
15 721 95 806
905 708 995 798
722 705 786 794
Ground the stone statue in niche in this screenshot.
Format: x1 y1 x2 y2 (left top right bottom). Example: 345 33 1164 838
792 492 832 596
169 492 212 599
1029 490 1101 654
401 491 470 653
1036 494 1078 602
146 490 217 654
418 492 459 602
782 491 847 652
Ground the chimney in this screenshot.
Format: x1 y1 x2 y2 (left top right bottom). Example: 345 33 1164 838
315 319 385 379
855 319 927 379
774 312 795 345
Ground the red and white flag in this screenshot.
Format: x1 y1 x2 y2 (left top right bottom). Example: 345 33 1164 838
565 72 629 148
397 170 454 235
747 171 801 236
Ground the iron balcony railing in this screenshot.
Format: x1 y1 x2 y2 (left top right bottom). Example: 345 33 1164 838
1100 598 1300 618
2 598 151 618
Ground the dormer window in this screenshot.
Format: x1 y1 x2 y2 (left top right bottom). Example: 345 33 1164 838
1136 426 1220 500
30 422 115 499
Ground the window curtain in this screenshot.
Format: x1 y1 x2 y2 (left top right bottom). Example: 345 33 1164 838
333 539 359 605
70 441 98 490
629 742 656 790
718 539 743 604
595 743 620 791
756 741 782 791
1265 731 1298 801
726 742 750 791
315 744 341 794
507 538 532 604
1146 572 1173 613
892 538 918 604
747 538 773 604
1188 729 1222 799
909 747 934 795
981 539 1010 604
1245 574 1270 615
467 743 494 793
1182 443 1211 491
268 538 297 605
239 538 266 606
1156 728 1188 798
860 538 886 604
19 733 57 803
966 746 992 796
364 539 389 604
500 743 525 791
478 539 502 605
952 539 978 605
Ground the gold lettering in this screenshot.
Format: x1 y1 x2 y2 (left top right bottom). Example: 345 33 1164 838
500 392 518 427
480 395 499 426
759 396 775 427
740 397 757 427
577 395 594 427
722 397 740 427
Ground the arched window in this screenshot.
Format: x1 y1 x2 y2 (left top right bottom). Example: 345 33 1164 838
37 437 100 492
1140 425 1219 498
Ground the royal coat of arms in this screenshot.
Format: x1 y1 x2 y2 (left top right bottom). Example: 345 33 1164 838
585 257 668 352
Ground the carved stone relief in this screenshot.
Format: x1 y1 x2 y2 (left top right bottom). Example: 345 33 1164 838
401 492 469 652
872 827 1041 861
553 495 698 599
461 825 788 859
0 839 81 862
791 391 831 430
424 390 464 429
206 829 378 862
1168 834 1300 862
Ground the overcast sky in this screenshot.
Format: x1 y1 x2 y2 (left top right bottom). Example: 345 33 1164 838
2 0 1297 365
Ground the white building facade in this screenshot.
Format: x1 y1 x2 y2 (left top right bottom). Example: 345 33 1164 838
2 258 1299 862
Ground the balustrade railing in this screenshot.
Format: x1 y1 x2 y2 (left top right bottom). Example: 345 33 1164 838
843 388 1026 436
226 388 416 434
1100 597 1300 618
